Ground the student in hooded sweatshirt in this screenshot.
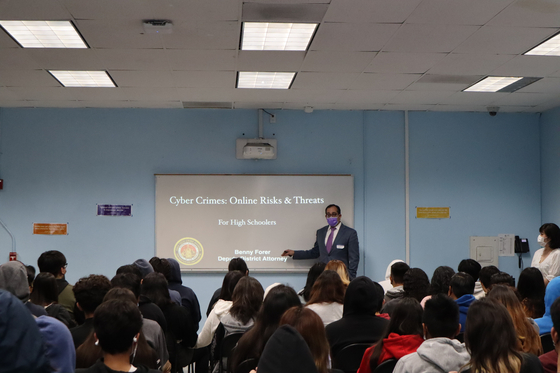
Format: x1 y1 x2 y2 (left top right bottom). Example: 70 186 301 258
384 262 410 303
535 276 560 335
393 294 469 373
167 258 201 329
448 272 476 333
0 260 48 317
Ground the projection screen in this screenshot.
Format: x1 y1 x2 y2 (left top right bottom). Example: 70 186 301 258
155 174 354 272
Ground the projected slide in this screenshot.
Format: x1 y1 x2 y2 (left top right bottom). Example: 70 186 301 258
155 174 354 272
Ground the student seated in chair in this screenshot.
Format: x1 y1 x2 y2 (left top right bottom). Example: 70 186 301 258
393 294 470 373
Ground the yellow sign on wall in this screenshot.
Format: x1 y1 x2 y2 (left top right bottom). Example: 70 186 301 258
33 223 68 235
416 207 450 219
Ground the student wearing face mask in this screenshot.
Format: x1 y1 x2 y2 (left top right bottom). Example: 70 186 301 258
531 223 560 286
282 204 359 279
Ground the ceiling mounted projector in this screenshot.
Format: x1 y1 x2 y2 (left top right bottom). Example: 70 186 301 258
236 139 277 159
142 20 173 34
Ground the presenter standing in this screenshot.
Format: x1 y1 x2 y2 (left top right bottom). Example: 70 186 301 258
282 204 359 279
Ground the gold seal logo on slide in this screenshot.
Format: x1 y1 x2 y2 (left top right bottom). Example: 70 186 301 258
174 237 204 265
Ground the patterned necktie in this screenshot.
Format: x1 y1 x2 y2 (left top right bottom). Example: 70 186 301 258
326 226 336 253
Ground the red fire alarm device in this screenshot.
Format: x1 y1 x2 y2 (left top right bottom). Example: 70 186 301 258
9 252 17 261
0 179 3 189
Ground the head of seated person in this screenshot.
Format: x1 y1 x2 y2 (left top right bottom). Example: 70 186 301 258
229 276 264 325
550 297 560 351
428 266 455 297
229 257 249 276
517 267 545 319
111 273 141 300
479 265 500 294
449 272 475 300
403 268 430 302
307 270 345 306
343 276 384 317
390 262 410 287
424 294 460 339
458 259 482 282
301 262 326 303
325 260 350 287
116 264 143 279
219 270 245 302
489 272 515 291
73 274 112 318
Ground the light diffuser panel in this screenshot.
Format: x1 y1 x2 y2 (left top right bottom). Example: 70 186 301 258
49 71 116 87
237 72 295 89
242 22 317 51
525 33 560 56
464 77 523 92
0 21 87 48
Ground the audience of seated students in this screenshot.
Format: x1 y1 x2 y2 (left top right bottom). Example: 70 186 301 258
253 325 319 373
279 307 331 373
0 289 51 373
38 250 76 320
378 259 404 293
382 268 430 315
166 258 202 328
207 257 249 315
326 276 389 357
230 284 302 373
149 257 182 306
325 260 351 288
420 265 455 307
478 265 500 296
196 271 245 348
76 289 161 371
220 276 263 336
461 299 543 373
71 274 113 349
384 262 410 303
458 259 484 299
0 260 47 317
539 297 560 373
536 276 560 335
490 271 516 289
305 270 346 326
448 272 476 333
394 294 469 373
357 298 424 373
75 299 161 373
299 262 326 303
30 271 74 327
141 272 197 373
486 285 542 355
108 279 170 367
517 267 546 319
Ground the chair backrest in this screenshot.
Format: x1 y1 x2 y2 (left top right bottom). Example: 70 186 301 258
219 332 245 373
332 343 371 373
541 333 555 354
455 333 464 343
373 358 397 373
234 358 258 373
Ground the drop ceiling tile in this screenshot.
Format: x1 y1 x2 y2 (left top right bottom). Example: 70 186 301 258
427 53 514 75
234 102 283 109
76 20 163 49
383 103 440 111
310 23 400 52
177 88 235 101
118 87 179 101
365 52 447 73
349 73 421 90
432 104 490 112
291 72 359 90
406 0 514 25
232 89 293 102
0 87 21 100
491 92 559 106
285 89 344 103
491 55 560 77
0 29 19 49
167 50 237 71
0 49 55 70
0 70 60 87
61 0 152 20
0 0 72 20
332 103 386 110
301 51 376 73
324 0 423 23
498 105 540 112
108 71 176 87
149 0 239 21
237 51 305 72
95 49 168 70
488 0 560 27
516 78 560 93
454 26 559 55
281 103 338 110
171 71 235 88
383 24 479 53
389 90 457 104
406 78 479 92
6 87 126 101
439 91 509 105
83 100 183 108
336 90 400 104
161 21 239 50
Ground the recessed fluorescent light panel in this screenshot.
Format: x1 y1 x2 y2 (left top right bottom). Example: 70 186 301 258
241 22 317 51
237 72 296 89
464 76 542 93
48 71 116 87
0 21 87 48
525 32 560 56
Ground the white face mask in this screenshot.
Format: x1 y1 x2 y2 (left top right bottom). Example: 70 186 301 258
538 234 546 247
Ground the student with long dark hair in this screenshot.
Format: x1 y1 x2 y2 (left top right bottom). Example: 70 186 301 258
306 270 345 326
420 266 455 307
30 271 74 327
230 285 301 372
461 299 543 373
517 267 546 319
357 298 424 373
299 262 326 303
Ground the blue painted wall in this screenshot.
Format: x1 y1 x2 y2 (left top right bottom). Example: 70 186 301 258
0 107 543 324
540 108 560 224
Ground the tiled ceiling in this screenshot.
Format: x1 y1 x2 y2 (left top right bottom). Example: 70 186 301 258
1 0 560 112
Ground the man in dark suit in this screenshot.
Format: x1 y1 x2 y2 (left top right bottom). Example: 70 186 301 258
282 204 359 279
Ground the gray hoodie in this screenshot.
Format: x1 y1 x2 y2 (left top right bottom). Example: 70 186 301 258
393 337 470 373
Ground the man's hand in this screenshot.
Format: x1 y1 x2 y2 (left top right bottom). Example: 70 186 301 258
281 250 294 257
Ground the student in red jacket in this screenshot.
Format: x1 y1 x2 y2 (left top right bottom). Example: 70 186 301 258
357 298 424 373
